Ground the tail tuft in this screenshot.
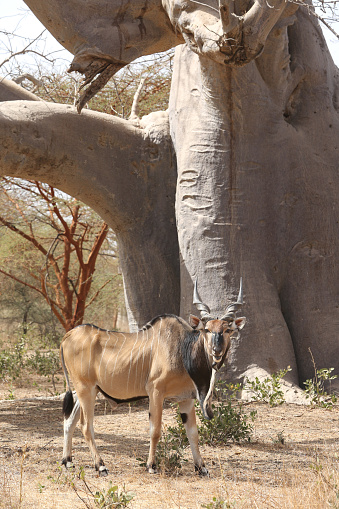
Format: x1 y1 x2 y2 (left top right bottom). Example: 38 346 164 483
63 390 74 419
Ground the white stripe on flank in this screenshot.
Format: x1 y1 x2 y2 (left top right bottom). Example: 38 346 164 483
98 330 112 377
155 319 162 364
88 331 96 378
126 332 139 391
139 329 149 390
147 319 162 380
70 328 80 373
147 327 155 379
133 331 143 391
110 333 127 388
80 332 86 376
104 333 120 381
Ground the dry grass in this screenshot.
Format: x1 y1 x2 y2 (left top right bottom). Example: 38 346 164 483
0 379 338 509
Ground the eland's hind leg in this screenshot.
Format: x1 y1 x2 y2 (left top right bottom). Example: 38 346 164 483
62 394 80 468
178 399 208 475
77 385 108 476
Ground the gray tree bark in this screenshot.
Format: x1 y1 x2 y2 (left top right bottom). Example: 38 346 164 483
0 0 338 394
170 6 339 388
0 82 179 329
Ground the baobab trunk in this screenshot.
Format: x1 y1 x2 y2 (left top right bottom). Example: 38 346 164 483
170 7 339 388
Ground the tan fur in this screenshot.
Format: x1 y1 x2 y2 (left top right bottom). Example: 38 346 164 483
61 316 203 474
61 313 245 475
62 318 194 399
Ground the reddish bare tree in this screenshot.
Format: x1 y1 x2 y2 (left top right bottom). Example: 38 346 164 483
0 178 112 331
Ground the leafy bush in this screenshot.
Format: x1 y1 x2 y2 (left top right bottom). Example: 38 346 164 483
137 407 189 474
0 337 26 381
202 498 236 509
155 430 188 474
0 332 60 392
196 398 256 446
27 349 59 377
303 349 338 409
304 368 337 408
243 367 292 406
94 482 134 509
195 382 256 446
48 466 135 508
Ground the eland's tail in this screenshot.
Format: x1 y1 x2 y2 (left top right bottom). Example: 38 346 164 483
60 344 74 419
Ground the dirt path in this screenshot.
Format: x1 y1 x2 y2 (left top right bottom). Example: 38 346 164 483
0 383 338 509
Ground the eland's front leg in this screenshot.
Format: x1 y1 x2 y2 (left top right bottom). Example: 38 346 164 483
146 388 164 473
178 399 208 475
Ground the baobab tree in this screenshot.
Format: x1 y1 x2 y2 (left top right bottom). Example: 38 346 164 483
0 0 338 398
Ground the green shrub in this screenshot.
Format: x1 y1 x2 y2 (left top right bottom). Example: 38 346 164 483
304 368 337 408
0 337 26 380
303 349 337 409
195 382 256 446
0 332 60 393
26 349 59 376
94 482 134 508
196 399 256 446
48 465 134 508
244 367 292 406
202 498 236 509
137 407 189 474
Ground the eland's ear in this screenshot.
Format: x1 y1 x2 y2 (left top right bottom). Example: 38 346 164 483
235 317 246 330
189 314 204 330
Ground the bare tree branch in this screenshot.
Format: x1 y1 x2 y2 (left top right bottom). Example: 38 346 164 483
13 73 43 91
0 30 54 69
129 77 146 121
0 179 117 331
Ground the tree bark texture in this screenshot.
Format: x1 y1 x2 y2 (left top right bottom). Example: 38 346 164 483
1 1 338 391
169 7 339 386
0 97 179 330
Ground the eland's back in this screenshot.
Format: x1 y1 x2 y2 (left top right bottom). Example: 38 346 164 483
61 315 194 401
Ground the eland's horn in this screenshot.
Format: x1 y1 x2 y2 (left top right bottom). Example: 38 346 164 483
221 277 243 320
193 280 212 320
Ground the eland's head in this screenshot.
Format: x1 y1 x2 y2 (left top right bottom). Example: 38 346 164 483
190 278 246 368
187 279 246 419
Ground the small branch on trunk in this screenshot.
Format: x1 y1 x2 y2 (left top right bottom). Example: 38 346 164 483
13 74 43 92
0 268 45 297
129 77 146 121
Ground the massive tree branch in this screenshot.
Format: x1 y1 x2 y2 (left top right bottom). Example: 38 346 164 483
164 0 295 66
0 76 41 102
0 100 155 228
23 0 182 110
23 0 292 110
0 98 179 328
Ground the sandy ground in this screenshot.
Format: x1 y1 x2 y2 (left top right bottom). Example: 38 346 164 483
0 378 338 509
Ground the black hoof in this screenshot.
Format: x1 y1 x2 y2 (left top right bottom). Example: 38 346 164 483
98 465 109 477
146 463 157 474
195 464 209 476
62 457 74 470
